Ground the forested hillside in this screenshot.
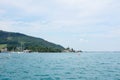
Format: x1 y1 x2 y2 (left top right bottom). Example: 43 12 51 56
0 30 64 52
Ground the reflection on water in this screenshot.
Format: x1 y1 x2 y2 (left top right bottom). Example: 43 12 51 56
0 52 120 80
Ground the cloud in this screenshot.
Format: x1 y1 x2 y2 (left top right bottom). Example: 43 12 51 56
0 0 120 50
0 9 5 14
79 38 88 43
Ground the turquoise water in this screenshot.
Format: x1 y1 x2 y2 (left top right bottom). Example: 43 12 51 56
0 52 120 80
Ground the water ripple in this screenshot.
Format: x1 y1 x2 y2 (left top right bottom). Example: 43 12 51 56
0 53 120 80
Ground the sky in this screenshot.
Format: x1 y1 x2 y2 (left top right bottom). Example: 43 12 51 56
0 0 120 51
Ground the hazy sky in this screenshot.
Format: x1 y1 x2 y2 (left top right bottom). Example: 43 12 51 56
0 0 120 51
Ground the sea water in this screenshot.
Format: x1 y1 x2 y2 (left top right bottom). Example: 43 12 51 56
0 52 120 80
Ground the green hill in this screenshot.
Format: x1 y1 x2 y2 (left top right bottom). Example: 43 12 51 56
0 30 64 52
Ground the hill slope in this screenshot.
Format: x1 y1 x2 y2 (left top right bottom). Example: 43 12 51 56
0 30 64 52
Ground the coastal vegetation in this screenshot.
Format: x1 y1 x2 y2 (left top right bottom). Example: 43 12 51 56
0 30 64 52
0 44 7 50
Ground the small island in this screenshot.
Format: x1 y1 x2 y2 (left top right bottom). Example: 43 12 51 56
63 47 82 53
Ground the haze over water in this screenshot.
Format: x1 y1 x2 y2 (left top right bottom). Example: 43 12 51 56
0 52 120 80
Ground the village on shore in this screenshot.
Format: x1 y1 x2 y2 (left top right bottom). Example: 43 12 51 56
0 47 82 53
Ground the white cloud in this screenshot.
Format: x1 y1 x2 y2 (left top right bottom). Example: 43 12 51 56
0 9 5 14
80 38 88 43
0 0 49 16
0 0 120 50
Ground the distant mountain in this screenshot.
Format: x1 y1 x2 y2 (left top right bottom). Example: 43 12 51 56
0 30 64 52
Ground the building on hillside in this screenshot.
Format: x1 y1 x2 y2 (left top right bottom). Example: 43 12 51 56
23 49 32 53
0 48 8 53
